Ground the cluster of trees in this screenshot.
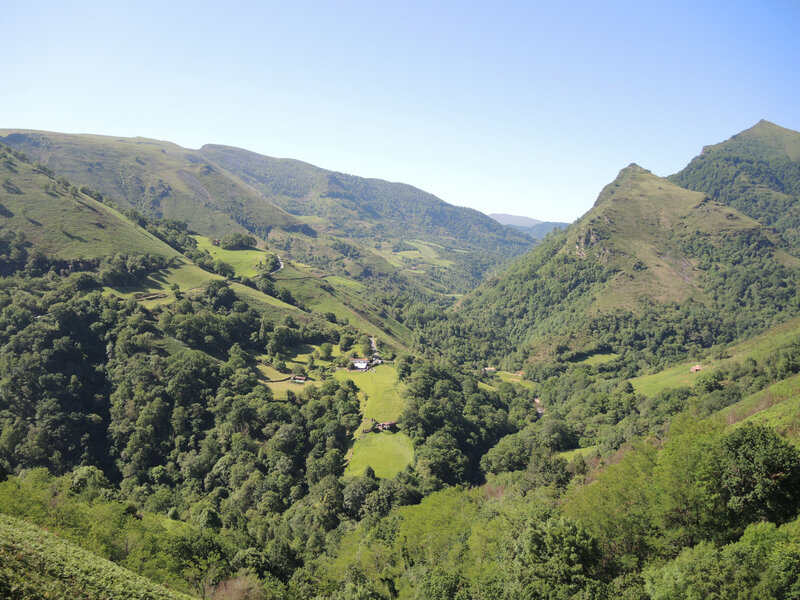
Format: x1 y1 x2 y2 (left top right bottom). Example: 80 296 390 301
220 233 257 250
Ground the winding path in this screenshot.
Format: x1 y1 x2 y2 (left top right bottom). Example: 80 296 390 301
270 255 284 275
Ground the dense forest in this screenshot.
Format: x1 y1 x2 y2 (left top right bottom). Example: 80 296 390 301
1 122 800 599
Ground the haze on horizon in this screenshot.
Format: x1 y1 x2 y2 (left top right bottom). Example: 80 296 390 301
3 0 799 222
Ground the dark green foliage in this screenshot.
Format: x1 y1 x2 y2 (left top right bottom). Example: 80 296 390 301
717 423 800 528
510 517 609 599
220 232 257 250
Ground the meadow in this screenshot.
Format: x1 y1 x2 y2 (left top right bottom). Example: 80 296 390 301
344 431 415 478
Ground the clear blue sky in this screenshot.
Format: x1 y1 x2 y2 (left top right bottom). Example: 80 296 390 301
4 0 799 222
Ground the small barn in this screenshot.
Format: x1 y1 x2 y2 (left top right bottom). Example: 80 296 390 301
690 365 703 373
376 421 397 431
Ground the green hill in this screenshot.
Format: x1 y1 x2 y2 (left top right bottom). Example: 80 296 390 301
443 164 800 366
199 143 534 255
0 130 307 239
670 120 800 247
0 145 178 261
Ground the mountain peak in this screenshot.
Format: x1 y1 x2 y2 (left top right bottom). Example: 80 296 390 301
619 163 651 177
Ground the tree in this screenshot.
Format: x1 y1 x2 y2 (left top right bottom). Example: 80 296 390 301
510 517 609 599
319 343 333 361
717 423 800 530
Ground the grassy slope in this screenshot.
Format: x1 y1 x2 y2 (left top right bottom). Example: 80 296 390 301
0 130 303 238
274 262 414 348
631 315 800 395
0 514 193 600
718 373 800 443
104 259 298 312
581 165 774 308
0 150 177 260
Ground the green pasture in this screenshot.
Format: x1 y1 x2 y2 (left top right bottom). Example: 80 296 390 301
334 364 405 422
559 445 600 461
105 259 297 312
335 364 415 477
572 352 620 366
193 235 275 278
495 371 535 389
344 431 415 478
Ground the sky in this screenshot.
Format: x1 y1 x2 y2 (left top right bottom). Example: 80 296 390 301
3 0 799 222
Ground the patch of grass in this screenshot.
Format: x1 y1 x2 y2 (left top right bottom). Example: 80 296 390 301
334 365 405 422
559 445 600 461
324 275 366 290
344 431 415 478
571 352 619 366
268 378 321 399
495 371 535 389
716 373 800 443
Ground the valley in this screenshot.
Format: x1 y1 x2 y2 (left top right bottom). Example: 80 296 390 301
1 120 800 599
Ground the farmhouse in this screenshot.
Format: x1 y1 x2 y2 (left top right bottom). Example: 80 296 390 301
483 367 497 373
350 358 370 370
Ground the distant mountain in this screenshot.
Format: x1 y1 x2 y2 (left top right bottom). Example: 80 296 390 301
670 120 800 247
489 212 568 240
199 144 534 255
444 163 800 364
489 213 544 227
